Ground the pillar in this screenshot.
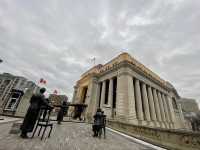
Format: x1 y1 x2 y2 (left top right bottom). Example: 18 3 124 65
166 96 176 128
135 79 144 121
85 77 101 121
108 78 113 107
141 83 151 123
128 76 137 124
157 91 167 128
152 89 163 127
72 85 78 103
162 94 170 128
116 74 129 120
100 81 106 108
147 86 158 126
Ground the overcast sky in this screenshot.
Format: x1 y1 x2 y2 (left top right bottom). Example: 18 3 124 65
0 0 200 105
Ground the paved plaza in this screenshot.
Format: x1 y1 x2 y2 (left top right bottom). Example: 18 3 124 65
0 119 166 150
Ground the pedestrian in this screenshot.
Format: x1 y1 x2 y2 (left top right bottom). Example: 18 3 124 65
20 88 52 138
92 108 103 137
57 101 68 124
101 111 106 138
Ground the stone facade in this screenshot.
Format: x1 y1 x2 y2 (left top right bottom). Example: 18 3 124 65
0 73 39 116
72 53 186 129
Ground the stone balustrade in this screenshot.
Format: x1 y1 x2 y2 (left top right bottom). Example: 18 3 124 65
107 120 200 150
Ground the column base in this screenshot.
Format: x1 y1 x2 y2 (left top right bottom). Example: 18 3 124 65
163 122 167 129
153 121 161 128
146 121 154 127
169 123 175 129
159 122 165 128
128 116 138 125
138 120 147 126
164 122 170 129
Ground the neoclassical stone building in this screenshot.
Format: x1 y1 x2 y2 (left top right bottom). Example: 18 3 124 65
72 53 186 129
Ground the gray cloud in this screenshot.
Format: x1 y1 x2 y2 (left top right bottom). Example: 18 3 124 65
0 0 200 106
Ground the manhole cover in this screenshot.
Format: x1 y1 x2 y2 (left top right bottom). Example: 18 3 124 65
9 123 22 134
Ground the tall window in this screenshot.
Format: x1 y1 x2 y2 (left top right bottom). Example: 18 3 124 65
5 92 21 111
104 80 109 104
98 82 103 107
112 77 117 108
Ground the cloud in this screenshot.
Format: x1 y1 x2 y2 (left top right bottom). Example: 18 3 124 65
0 0 200 106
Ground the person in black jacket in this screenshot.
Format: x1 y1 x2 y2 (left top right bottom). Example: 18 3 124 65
57 101 68 124
92 108 103 137
20 88 52 138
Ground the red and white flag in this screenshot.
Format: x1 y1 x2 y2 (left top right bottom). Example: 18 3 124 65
39 78 47 84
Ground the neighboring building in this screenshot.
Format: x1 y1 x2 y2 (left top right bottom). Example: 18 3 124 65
49 94 68 105
179 98 199 113
49 94 68 114
0 73 39 116
72 53 186 129
178 98 200 130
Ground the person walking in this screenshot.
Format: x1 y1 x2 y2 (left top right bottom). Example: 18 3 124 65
92 108 103 137
20 88 52 138
101 111 106 138
57 101 68 124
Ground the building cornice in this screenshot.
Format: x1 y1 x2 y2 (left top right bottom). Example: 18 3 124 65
78 52 176 91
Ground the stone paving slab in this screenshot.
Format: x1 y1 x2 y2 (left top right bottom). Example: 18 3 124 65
0 121 158 150
0 116 21 124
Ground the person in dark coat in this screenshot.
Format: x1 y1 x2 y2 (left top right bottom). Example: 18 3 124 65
57 101 68 124
101 111 106 138
92 108 103 137
20 88 52 138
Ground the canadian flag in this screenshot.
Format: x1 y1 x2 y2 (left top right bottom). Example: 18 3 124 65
39 78 47 84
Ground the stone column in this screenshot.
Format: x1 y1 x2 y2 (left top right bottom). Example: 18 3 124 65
128 76 137 124
166 95 176 128
116 74 129 121
157 91 167 128
141 83 151 123
84 77 99 121
72 85 78 103
162 94 170 128
95 83 101 108
108 78 113 107
100 81 106 108
135 79 144 122
152 89 163 127
178 103 186 128
147 86 157 126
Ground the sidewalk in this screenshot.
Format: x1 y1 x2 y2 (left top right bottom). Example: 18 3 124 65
0 116 21 124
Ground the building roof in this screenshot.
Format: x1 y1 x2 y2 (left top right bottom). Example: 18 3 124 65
79 52 176 90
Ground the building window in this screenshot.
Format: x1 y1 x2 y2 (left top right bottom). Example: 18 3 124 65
5 92 21 111
112 77 117 109
104 80 109 104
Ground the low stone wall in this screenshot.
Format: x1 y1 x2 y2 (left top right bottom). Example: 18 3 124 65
107 120 200 150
